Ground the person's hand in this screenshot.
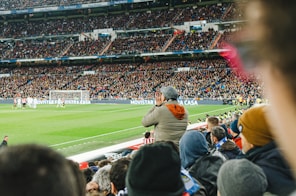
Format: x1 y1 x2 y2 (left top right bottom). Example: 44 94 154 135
155 92 162 106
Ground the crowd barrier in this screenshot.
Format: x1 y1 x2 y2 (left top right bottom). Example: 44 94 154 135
67 122 207 164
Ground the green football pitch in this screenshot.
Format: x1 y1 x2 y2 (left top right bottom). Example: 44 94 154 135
0 104 237 157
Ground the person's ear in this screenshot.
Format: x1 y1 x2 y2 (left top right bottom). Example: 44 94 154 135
214 137 218 143
111 182 117 195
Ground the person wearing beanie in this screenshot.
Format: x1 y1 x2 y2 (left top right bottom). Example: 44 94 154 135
217 159 268 196
238 105 296 195
126 142 186 196
229 119 242 149
210 126 241 159
142 86 188 147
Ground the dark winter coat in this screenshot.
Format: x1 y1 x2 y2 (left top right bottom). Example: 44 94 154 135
243 141 296 195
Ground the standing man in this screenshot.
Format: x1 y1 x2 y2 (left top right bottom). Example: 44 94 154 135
0 136 8 148
142 86 188 147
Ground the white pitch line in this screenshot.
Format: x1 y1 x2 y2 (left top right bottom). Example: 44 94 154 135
190 105 236 117
49 125 143 147
51 105 236 148
105 106 149 113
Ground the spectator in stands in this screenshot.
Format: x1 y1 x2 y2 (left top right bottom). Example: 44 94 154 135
217 159 268 196
210 126 241 159
109 157 131 196
142 86 188 147
204 116 229 147
0 144 85 196
87 161 98 173
229 117 242 149
67 159 86 196
179 130 225 196
86 181 99 195
0 136 8 148
238 105 296 195
242 0 296 181
164 140 206 196
126 141 186 196
143 130 154 144
98 159 112 168
91 164 114 196
179 130 209 169
86 190 105 196
83 168 95 183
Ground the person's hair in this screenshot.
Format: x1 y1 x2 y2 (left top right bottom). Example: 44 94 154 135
0 144 85 196
144 131 151 139
98 159 111 168
247 1 296 101
211 126 226 141
92 164 112 193
83 168 95 183
207 116 219 127
66 159 86 196
109 157 131 192
88 161 96 167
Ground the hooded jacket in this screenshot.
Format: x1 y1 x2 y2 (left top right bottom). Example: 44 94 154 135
179 130 225 196
142 100 188 147
219 140 241 159
179 130 209 169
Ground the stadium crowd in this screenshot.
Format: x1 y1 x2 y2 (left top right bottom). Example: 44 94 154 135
2 0 296 196
0 59 263 102
0 3 232 37
0 0 109 10
0 1 244 63
1 30 223 59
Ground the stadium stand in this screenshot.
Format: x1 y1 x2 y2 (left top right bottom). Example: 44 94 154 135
5 1 292 195
0 0 262 125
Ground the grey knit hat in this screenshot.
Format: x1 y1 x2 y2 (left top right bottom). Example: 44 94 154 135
217 159 267 196
160 86 178 100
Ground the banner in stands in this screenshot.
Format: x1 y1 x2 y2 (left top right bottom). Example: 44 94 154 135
130 99 199 106
0 99 222 105
38 100 91 104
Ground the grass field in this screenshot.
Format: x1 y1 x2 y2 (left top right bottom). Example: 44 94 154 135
0 104 237 157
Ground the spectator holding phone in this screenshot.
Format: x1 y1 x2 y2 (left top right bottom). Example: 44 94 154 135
142 86 188 147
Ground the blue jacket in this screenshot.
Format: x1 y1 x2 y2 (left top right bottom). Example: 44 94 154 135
244 141 296 195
